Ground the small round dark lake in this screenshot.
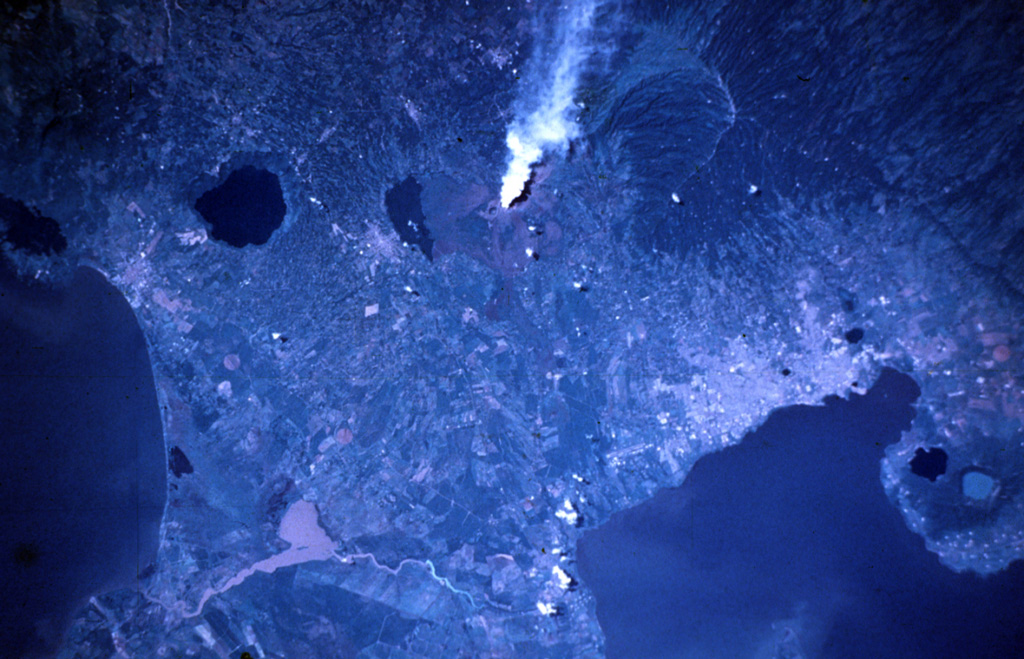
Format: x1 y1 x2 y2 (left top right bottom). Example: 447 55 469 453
0 266 166 657
578 369 1024 658
194 165 286 247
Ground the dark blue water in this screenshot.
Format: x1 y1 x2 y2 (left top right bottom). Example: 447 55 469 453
194 165 286 248
578 370 1024 659
0 266 166 657
385 175 434 261
0 194 67 256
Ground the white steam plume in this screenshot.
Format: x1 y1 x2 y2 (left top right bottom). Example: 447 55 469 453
500 0 599 208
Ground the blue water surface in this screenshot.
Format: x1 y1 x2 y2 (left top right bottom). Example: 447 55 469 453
0 266 166 658
578 370 1024 658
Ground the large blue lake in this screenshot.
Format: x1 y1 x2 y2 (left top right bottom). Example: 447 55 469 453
578 370 1024 658
0 266 165 657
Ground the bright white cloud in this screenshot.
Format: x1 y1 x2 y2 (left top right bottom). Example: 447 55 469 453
552 565 573 589
500 0 600 207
